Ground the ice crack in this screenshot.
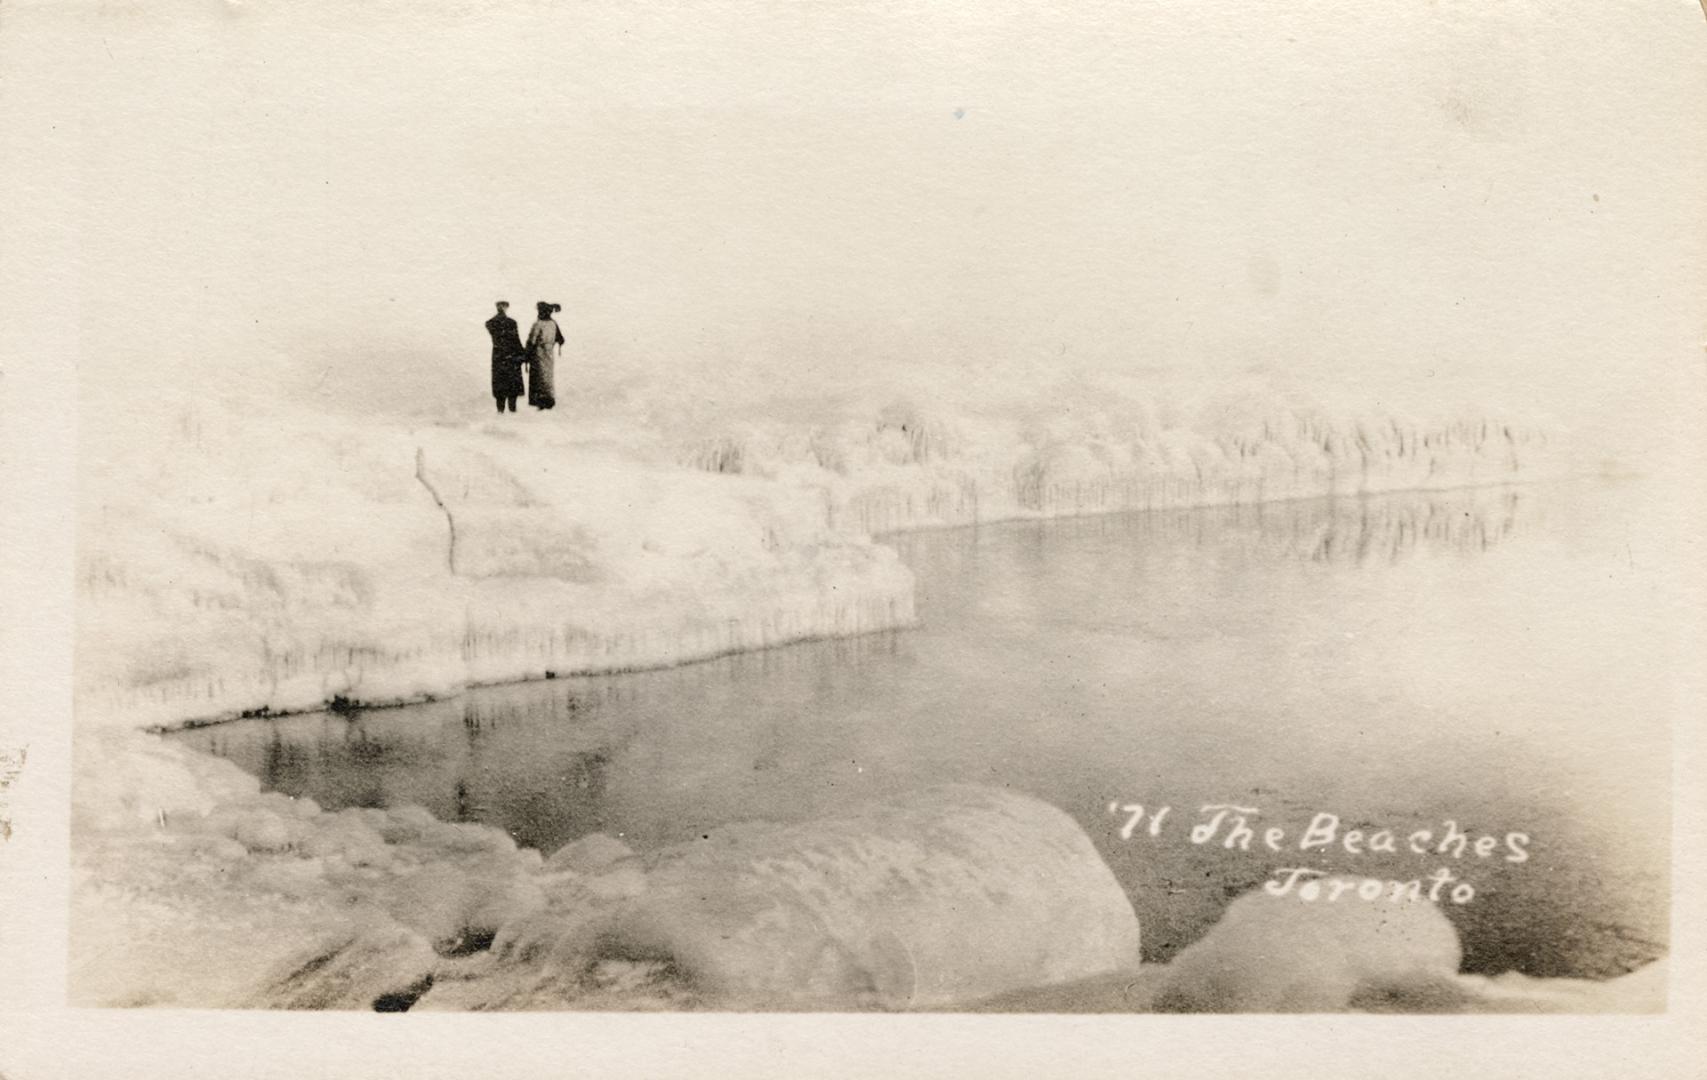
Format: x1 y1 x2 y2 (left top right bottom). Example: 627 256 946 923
414 446 459 575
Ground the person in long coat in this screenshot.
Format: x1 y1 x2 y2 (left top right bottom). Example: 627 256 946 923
526 301 564 410
484 301 527 412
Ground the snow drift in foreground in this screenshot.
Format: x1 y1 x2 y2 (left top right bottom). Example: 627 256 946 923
72 732 1138 1010
77 369 1569 730
72 732 1659 1013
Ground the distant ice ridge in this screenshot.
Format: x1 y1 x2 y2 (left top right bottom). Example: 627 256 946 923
670 379 1568 536
76 369 1569 730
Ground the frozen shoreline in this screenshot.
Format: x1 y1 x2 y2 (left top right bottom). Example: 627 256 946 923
145 475 1560 737
78 372 1572 733
73 373 1659 1015
72 728 1663 1013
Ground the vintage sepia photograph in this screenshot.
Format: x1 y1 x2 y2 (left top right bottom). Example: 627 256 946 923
2 0 1705 1075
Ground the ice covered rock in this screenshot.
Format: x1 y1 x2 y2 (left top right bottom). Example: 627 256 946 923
579 785 1140 1009
544 832 635 874
584 862 648 902
1154 878 1462 1012
68 731 552 1008
298 811 390 865
234 810 300 853
72 728 260 831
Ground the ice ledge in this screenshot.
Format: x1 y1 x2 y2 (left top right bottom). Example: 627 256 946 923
76 388 1572 731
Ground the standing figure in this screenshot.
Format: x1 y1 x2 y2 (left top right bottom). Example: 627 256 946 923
484 301 526 412
526 301 564 410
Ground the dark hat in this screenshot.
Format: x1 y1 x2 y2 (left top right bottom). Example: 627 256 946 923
536 301 554 317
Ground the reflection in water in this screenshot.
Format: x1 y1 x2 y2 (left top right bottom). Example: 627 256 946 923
196 693 621 847
976 484 1531 567
172 482 1667 980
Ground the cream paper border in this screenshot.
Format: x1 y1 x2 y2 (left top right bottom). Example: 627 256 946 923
2 2 1704 1076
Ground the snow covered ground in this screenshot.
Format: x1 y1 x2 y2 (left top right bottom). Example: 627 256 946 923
72 362 1622 1012
77 364 1570 730
72 731 1140 1009
77 387 915 730
72 729 1660 1012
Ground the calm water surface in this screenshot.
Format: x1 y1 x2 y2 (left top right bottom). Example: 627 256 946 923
174 480 1674 976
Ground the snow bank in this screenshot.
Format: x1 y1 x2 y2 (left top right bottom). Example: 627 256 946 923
72 734 1136 1010
77 366 1567 731
969 883 1666 1014
73 728 587 1009
658 365 1571 536
71 364 1598 1013
77 391 913 730
1153 878 1464 1012
563 784 1140 1009
421 787 1143 1011
75 731 1661 1013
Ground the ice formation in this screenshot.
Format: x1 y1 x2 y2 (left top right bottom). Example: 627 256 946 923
72 734 1136 1010
71 729 538 1008
72 364 1622 1013
1152 876 1464 1012
529 784 1139 1010
77 390 915 730
681 384 1563 538
74 730 1663 1013
77 368 1568 731
967 883 1665 1014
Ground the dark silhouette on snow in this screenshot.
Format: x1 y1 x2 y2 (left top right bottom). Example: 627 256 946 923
484 301 527 413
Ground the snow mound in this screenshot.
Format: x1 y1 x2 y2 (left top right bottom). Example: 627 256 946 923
417 785 1140 1011
69 730 549 1009
585 785 1141 1009
71 733 1139 1011
71 731 1660 1013
77 393 914 729
1154 879 1462 1012
662 371 1570 536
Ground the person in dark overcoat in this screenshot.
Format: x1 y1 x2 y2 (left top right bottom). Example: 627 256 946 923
485 301 527 412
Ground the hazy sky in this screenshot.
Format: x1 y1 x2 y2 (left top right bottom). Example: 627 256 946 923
6 0 1704 431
